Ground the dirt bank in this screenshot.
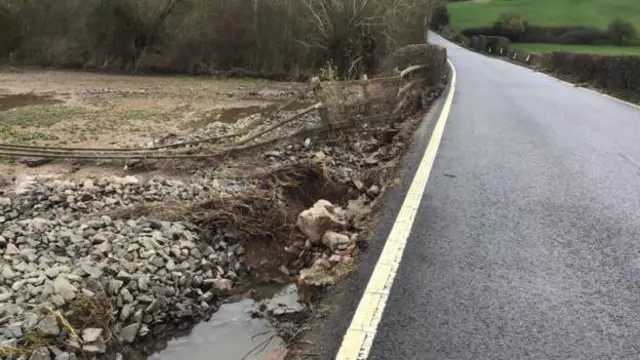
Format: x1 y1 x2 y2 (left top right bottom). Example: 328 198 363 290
0 44 448 360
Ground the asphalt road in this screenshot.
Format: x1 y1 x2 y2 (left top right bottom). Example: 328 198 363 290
366 34 640 360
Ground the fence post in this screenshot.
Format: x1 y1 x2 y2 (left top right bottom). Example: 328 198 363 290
361 74 372 117
311 77 332 127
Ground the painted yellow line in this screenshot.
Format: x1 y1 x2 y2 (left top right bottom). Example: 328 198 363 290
335 59 457 360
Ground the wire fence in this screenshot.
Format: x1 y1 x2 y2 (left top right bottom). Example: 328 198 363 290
0 65 429 161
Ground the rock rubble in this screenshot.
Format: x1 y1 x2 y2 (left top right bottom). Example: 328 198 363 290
0 175 248 359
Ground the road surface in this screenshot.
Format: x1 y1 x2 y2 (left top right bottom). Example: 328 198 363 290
363 34 640 359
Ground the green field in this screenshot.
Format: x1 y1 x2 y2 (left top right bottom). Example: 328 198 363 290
516 43 640 55
448 0 640 32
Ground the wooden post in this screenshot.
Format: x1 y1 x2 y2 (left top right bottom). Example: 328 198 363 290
361 75 372 117
311 77 332 127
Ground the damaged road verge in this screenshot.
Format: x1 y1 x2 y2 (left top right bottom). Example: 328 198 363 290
0 44 448 360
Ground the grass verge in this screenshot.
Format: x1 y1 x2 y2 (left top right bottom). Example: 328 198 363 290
516 43 640 55
448 0 640 32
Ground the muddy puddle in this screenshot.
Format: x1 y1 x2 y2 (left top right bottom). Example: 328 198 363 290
151 283 302 360
0 93 64 111
190 101 312 128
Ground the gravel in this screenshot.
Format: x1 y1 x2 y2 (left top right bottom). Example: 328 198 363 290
0 174 250 358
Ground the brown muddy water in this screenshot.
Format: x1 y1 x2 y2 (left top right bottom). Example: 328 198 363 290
0 93 63 111
151 283 302 360
191 101 312 128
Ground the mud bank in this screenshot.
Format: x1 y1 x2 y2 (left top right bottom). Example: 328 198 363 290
0 44 448 360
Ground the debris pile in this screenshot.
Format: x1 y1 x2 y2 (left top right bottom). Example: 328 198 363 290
295 199 368 290
0 176 249 359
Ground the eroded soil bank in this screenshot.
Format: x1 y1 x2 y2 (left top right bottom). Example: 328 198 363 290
0 44 448 360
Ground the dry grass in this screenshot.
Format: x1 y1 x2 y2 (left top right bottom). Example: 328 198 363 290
67 294 116 341
114 161 339 237
0 294 116 358
0 344 31 357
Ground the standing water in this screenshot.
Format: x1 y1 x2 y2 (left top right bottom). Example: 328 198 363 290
151 284 302 360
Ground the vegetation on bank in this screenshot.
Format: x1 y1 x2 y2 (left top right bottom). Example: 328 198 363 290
447 0 640 32
440 0 640 103
0 0 435 79
516 43 640 56
439 0 640 56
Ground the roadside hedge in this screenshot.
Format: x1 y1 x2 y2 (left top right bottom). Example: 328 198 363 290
469 35 510 54
454 33 640 102
542 52 640 99
462 25 613 45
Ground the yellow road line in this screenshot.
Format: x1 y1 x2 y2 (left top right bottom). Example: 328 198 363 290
335 59 458 360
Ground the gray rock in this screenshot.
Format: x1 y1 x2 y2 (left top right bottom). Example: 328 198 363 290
94 241 111 253
132 309 143 322
226 270 238 280
1 266 17 280
85 219 104 230
278 265 290 276
101 215 112 226
81 328 103 343
37 314 60 336
120 288 134 303
0 292 13 301
137 294 154 303
5 322 24 338
150 256 165 267
51 295 66 307
29 218 51 232
13 261 29 272
82 338 106 353
165 259 176 271
27 276 45 286
116 271 133 280
179 240 195 249
80 263 103 279
29 347 51 360
47 346 64 358
120 260 139 273
23 312 40 330
44 267 62 279
53 278 76 300
4 243 19 256
91 233 108 244
234 245 246 256
83 179 95 190
66 274 83 282
139 324 150 336
119 304 133 322
140 249 156 259
138 276 150 291
54 353 71 360
107 279 124 295
11 279 25 292
189 248 203 259
20 248 38 262
0 197 11 207
119 323 140 343
212 278 233 292
127 244 140 253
